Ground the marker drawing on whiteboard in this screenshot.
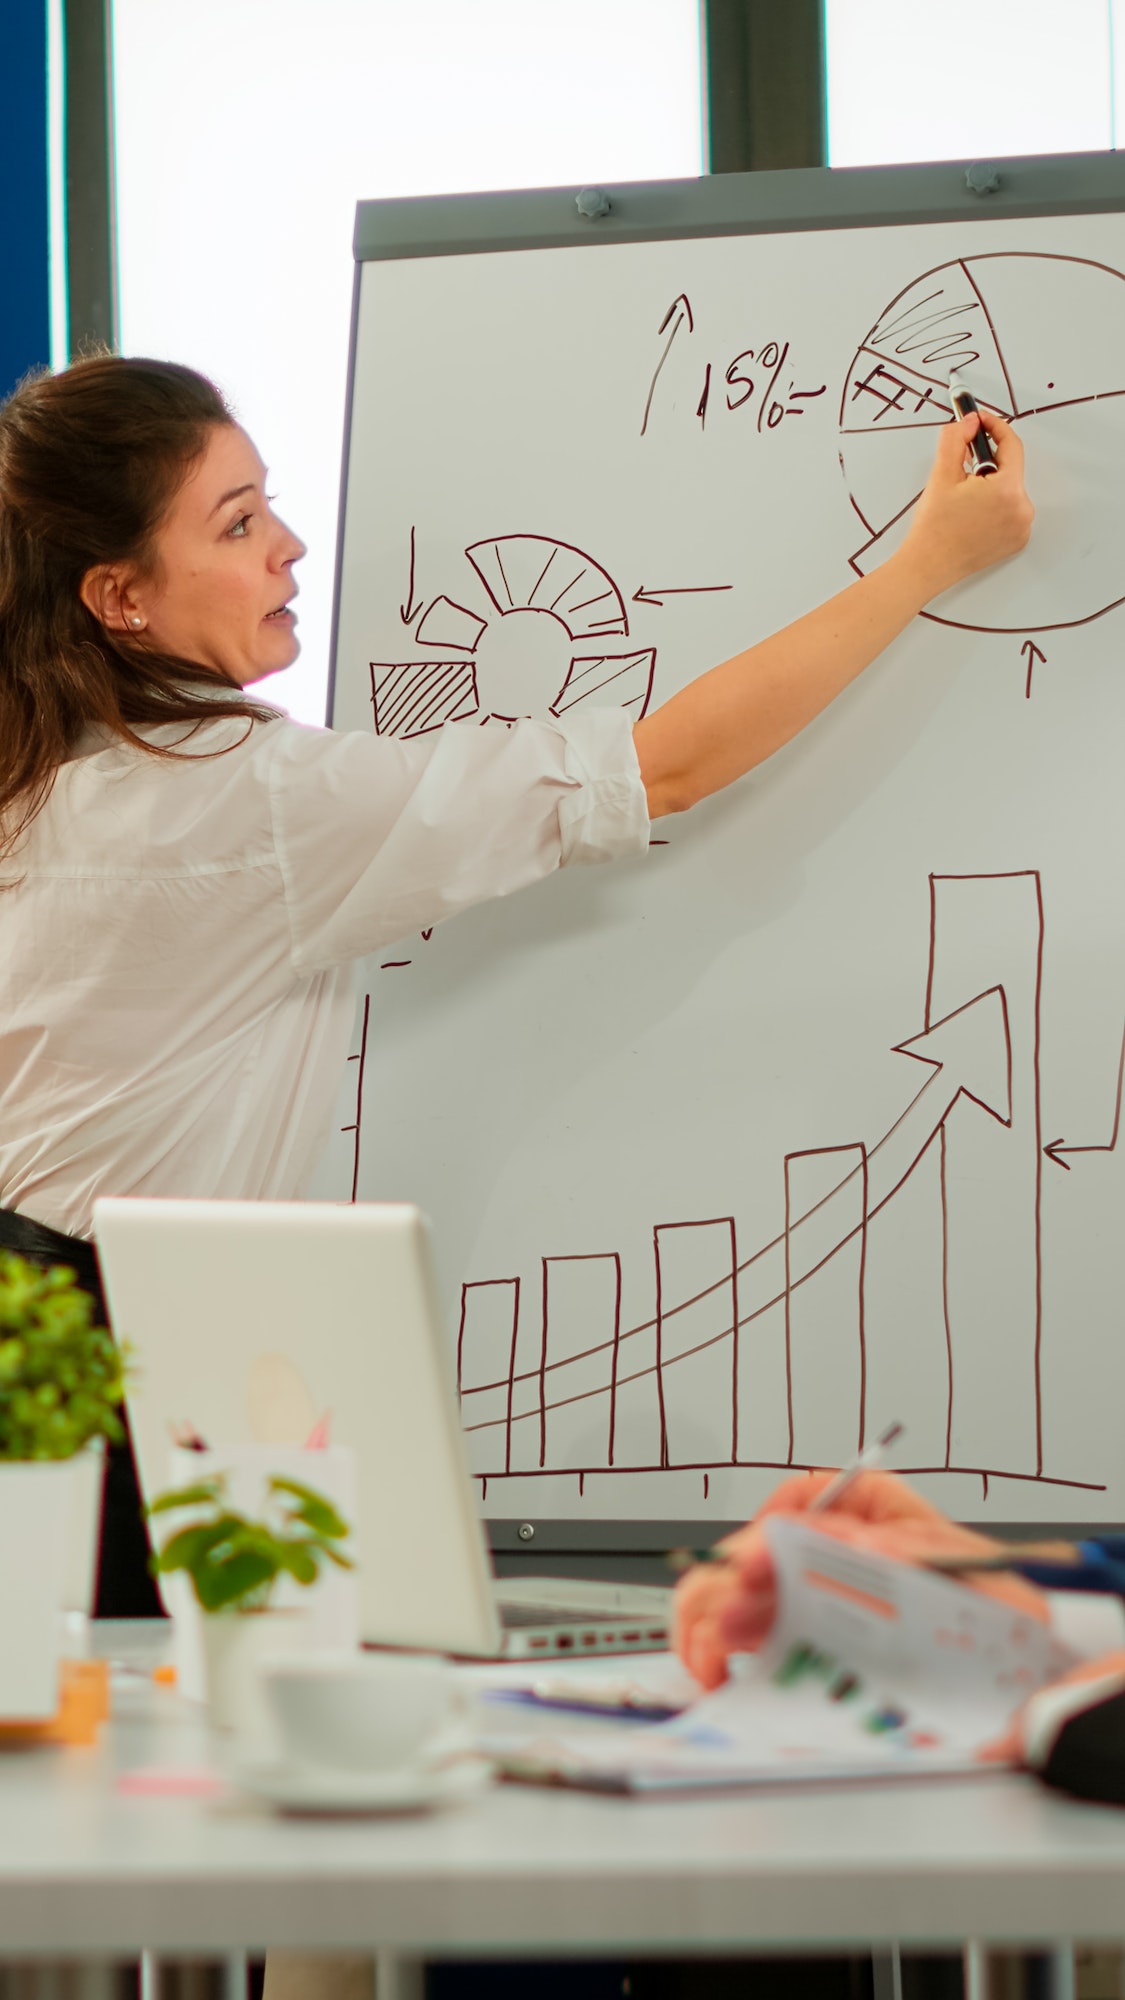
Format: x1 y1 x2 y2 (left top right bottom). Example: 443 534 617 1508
450 869 1107 1504
399 525 423 625
632 584 733 608
641 293 694 437
372 534 655 736
1021 638 1046 699
1044 1015 1125 1170
639 295 825 436
340 991 371 1206
947 370 998 475
842 252 1125 637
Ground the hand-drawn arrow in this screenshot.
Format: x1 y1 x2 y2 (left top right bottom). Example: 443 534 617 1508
466 986 1013 1430
632 584 733 608
399 525 423 626
1021 638 1046 699
658 291 694 336
640 293 695 438
1044 1018 1125 1170
705 986 1013 1349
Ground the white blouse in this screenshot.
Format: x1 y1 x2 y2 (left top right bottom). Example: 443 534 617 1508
0 707 649 1239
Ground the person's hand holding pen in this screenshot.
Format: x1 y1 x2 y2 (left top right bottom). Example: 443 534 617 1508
672 1468 1048 1691
897 405 1031 600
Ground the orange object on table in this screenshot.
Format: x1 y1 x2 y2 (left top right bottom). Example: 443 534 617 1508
0 1658 110 1748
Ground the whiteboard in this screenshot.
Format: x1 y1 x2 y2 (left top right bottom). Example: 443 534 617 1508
320 164 1125 1527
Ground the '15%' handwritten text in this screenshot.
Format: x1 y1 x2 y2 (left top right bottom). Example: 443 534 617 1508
641 293 826 437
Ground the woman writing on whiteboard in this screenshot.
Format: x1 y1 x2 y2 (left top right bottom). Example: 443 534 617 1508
0 355 1031 1608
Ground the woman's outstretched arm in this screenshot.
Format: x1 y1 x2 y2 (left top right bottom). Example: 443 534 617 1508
634 409 1032 818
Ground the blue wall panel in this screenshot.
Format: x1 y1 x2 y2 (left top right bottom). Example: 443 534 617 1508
0 0 50 399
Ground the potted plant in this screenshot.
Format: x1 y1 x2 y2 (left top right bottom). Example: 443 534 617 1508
148 1471 354 1736
0 1252 128 1717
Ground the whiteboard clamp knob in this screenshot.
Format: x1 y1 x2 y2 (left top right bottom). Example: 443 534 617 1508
575 186 612 220
964 162 1002 197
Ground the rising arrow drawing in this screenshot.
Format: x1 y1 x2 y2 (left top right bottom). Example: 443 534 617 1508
640 293 695 438
464 985 1014 1436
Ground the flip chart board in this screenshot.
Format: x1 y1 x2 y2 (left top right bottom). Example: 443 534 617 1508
320 156 1125 1528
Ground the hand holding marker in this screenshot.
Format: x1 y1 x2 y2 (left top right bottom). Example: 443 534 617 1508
948 371 999 476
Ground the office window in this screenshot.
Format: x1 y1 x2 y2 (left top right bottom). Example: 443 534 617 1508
826 0 1119 166
111 0 704 727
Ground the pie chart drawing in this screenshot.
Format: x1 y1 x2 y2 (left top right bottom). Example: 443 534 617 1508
370 534 656 735
840 252 1125 634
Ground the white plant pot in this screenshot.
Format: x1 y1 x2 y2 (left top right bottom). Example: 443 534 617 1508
200 1605 311 1748
63 1440 106 1618
0 1460 75 1719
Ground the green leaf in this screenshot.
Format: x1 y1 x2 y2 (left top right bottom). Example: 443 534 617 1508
147 1479 226 1517
152 1519 240 1575
276 1541 319 1587
269 1477 351 1540
195 1549 277 1613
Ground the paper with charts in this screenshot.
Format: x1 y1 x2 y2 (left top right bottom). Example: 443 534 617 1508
481 1517 1078 1792
322 208 1125 1523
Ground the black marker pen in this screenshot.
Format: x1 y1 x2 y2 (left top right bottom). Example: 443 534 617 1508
947 371 998 476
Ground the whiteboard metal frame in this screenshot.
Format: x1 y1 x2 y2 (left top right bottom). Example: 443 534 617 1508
331 151 1125 1555
486 1519 1123 1578
351 150 1125 264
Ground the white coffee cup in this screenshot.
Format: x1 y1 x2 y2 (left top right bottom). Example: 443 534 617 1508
262 1649 455 1775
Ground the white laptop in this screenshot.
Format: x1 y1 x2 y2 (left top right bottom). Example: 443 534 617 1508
92 1198 671 1659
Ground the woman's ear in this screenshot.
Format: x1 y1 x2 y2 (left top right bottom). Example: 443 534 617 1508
79 565 146 635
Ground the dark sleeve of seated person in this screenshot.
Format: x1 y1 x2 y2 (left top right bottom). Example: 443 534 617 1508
1016 1651 1125 1807
1007 1541 1125 1806
1035 1687 1125 1804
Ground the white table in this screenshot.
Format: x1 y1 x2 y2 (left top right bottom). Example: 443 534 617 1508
3 1632 1125 1999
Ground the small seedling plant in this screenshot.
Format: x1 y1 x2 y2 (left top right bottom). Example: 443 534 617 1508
0 1252 127 1459
148 1473 354 1613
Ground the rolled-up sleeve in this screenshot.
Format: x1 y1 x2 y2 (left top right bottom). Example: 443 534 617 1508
266 709 650 973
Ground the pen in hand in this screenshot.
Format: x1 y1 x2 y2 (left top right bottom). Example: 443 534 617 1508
948 370 999 476
806 1420 905 1513
666 1420 906 1573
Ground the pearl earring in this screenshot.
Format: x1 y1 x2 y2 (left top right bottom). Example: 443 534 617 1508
131 617 143 628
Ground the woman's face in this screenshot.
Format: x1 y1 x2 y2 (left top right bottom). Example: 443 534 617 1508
87 423 307 687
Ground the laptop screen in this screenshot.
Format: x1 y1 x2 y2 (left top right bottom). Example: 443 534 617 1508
93 1197 502 1654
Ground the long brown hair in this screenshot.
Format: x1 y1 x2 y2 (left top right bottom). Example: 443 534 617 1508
0 353 280 862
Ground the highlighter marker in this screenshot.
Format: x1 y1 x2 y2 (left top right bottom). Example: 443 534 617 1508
947 371 998 476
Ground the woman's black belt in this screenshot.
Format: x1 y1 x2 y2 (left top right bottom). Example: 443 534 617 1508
0 1205 105 1312
0 1205 163 1619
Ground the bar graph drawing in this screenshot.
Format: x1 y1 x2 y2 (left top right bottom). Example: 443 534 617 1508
451 870 1105 1502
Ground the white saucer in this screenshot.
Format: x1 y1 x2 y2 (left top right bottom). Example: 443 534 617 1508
232 1753 492 1816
